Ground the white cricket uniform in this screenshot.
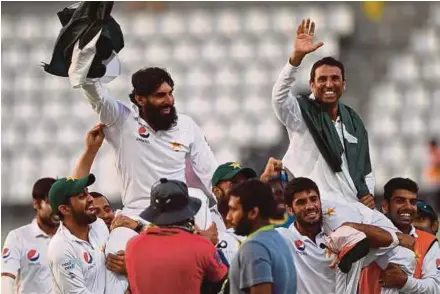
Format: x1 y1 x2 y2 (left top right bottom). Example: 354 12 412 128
217 229 244 265
272 61 375 205
48 218 109 294
399 226 440 294
104 227 138 294
1 220 53 294
81 82 218 217
277 225 337 294
278 199 416 294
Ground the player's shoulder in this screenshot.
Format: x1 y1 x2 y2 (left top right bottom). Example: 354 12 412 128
5 222 35 242
48 233 75 261
176 113 197 127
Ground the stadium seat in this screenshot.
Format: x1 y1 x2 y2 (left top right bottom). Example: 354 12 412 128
187 9 214 36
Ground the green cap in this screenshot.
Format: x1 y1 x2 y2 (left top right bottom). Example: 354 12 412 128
212 162 257 186
49 174 96 214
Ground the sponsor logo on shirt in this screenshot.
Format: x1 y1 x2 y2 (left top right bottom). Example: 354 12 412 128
2 248 10 259
62 260 75 271
436 259 440 271
83 252 93 264
26 249 40 262
295 240 305 251
138 127 150 139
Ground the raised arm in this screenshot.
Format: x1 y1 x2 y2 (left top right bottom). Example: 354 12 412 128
71 123 105 179
69 33 130 128
272 19 324 130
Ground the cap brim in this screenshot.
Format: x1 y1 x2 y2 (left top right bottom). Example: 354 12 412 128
140 197 202 226
221 168 257 183
71 174 96 195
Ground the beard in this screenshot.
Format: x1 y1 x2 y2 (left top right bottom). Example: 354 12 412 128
295 212 323 229
234 217 254 236
40 214 60 228
71 208 97 226
143 100 178 131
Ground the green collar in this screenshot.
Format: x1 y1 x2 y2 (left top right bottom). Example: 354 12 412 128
246 224 274 241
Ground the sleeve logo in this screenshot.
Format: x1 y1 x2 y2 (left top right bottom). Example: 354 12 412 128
2 248 10 259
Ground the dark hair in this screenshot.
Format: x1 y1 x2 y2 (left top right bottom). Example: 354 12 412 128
284 177 320 207
90 191 112 208
229 179 276 219
383 177 419 201
429 139 437 147
32 178 56 201
56 197 72 221
129 67 174 106
310 56 345 82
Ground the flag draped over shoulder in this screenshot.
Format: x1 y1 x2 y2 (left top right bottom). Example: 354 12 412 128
297 96 372 198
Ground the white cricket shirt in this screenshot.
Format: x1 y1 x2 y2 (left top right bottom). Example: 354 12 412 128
48 218 109 294
272 62 375 205
277 225 337 294
104 227 138 294
1 220 53 294
82 83 218 216
217 229 244 265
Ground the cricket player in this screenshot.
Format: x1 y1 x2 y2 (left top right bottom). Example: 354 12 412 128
359 178 440 293
278 177 416 294
47 175 109 294
68 32 218 219
1 178 58 294
272 18 375 208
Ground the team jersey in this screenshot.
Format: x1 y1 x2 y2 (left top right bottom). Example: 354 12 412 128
81 82 218 216
104 227 138 294
217 229 244 265
48 218 109 294
1 220 53 294
277 225 337 294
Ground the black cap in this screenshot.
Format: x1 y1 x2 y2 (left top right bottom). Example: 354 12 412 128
140 178 201 225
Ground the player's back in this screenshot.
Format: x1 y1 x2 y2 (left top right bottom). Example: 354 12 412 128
125 227 227 294
2 221 53 294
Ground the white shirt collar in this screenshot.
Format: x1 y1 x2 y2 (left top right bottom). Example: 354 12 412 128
409 225 418 238
31 219 50 238
289 222 325 242
58 221 93 244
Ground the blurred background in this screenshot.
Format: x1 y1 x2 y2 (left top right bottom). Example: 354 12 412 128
2 1 440 243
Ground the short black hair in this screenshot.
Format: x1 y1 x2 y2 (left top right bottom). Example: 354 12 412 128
284 177 320 207
229 179 276 219
32 178 56 201
90 191 113 208
383 177 419 201
310 56 345 82
129 67 174 106
56 197 72 221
